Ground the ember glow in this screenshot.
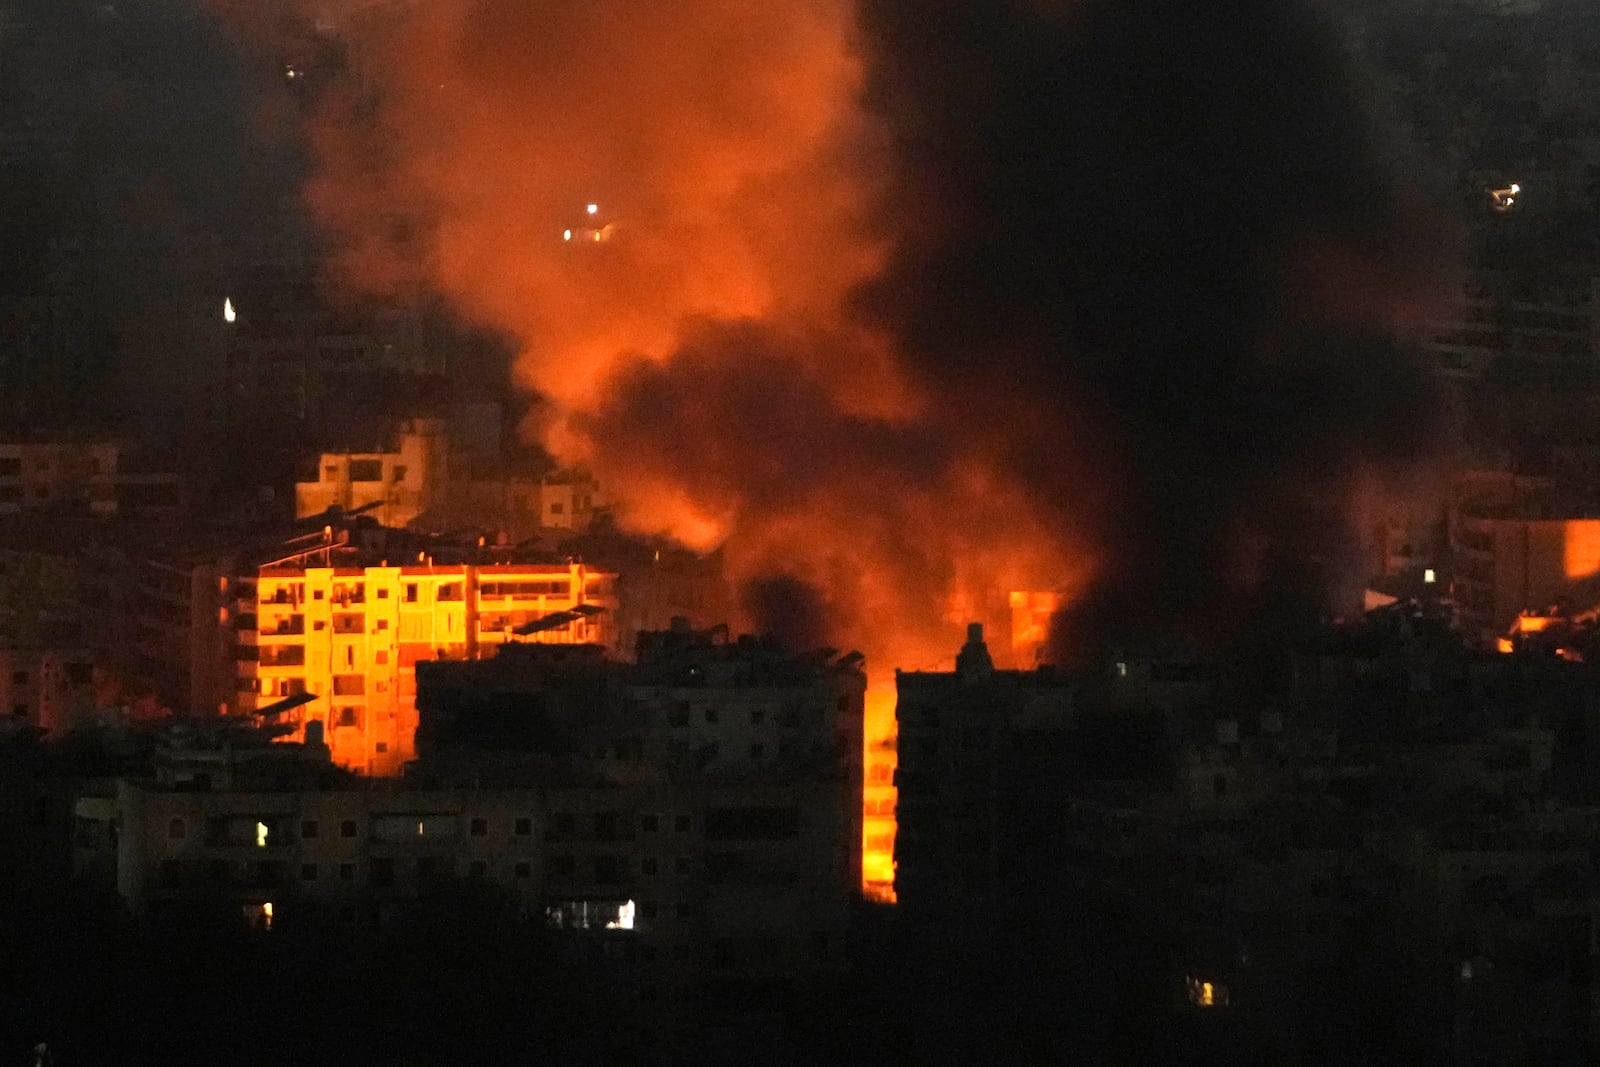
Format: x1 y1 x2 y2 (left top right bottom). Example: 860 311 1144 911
212 0 1443 897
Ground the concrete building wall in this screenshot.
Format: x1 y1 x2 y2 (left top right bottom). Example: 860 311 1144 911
1453 511 1600 643
232 561 618 775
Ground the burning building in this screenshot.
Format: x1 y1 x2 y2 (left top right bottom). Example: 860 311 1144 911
207 0 1448 896
232 555 616 776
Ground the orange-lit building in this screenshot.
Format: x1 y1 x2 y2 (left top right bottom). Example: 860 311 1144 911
229 559 617 776
1451 495 1600 645
294 416 602 535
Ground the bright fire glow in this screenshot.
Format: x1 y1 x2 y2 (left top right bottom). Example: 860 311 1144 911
252 0 1093 903
862 682 897 902
255 820 269 847
605 899 636 929
223 297 236 323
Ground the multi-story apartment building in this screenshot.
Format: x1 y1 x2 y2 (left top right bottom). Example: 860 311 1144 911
294 416 603 534
230 558 618 776
0 440 184 519
892 623 1075 922
413 622 866 1006
293 417 449 527
1451 495 1600 644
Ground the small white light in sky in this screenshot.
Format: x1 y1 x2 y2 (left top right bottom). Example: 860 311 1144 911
563 229 572 241
586 203 598 215
223 297 236 323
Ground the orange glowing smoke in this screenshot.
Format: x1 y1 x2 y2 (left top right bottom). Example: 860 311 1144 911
209 0 1095 898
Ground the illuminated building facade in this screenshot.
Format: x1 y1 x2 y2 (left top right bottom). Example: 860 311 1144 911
231 560 618 776
294 416 602 534
1451 497 1600 645
294 417 448 527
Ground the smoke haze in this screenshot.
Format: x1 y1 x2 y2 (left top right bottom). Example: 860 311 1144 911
210 0 1449 674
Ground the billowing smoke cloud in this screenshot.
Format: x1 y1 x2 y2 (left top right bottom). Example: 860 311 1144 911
214 0 1445 670
855 0 1448 662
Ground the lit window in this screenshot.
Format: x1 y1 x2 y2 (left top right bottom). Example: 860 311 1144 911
1186 976 1228 1008
255 821 270 848
1424 568 1436 584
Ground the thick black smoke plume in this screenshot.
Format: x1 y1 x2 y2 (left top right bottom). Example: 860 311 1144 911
854 0 1447 661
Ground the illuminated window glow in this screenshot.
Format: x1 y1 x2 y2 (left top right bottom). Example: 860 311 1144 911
1186 975 1228 1008
545 899 636 931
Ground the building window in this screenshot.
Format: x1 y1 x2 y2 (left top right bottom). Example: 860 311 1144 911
339 862 355 881
469 860 487 878
336 708 361 729
553 813 574 835
376 619 389 631
375 741 388 754
404 583 419 603
11 703 26 718
168 818 186 840
514 818 532 837
551 854 575 876
750 744 765 759
349 459 382 482
594 857 621 883
1214 775 1228 799
11 670 26 685
550 502 564 515
674 814 691 833
301 820 318 839
704 708 718 724
392 465 407 483
750 709 764 725
313 589 324 600
300 863 318 881
470 818 487 836
640 814 659 833
340 820 357 838
674 857 691 874
374 650 389 665
514 861 532 879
